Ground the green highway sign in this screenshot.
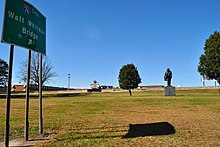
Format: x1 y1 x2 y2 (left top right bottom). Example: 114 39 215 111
1 0 46 55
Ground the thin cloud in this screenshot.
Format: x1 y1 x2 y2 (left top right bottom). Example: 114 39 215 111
83 25 102 40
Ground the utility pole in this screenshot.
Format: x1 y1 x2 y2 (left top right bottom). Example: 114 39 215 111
68 74 71 90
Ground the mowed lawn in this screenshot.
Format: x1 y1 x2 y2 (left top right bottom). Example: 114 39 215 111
0 89 220 146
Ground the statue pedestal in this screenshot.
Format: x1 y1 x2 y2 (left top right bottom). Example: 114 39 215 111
164 86 176 96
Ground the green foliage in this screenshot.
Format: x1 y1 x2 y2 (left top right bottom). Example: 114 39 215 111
198 31 220 84
0 58 8 86
118 64 141 92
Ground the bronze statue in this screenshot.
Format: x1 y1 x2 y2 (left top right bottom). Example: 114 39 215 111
164 68 172 87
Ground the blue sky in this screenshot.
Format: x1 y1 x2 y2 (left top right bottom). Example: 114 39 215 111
0 0 219 88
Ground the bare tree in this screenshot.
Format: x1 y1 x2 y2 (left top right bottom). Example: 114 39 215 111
18 52 56 85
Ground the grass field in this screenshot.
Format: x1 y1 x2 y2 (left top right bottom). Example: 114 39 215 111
0 89 220 146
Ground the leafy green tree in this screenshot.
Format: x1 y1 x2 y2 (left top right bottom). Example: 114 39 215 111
198 31 220 84
0 58 8 86
118 64 141 96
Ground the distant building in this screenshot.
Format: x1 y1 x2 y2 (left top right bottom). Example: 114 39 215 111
10 84 71 92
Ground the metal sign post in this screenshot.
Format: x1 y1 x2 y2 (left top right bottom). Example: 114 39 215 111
24 49 31 141
39 53 43 134
5 45 14 147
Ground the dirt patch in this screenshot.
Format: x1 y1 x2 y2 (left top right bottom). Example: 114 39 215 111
0 130 57 147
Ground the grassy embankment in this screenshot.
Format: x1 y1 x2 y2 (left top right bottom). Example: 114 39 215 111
0 89 220 146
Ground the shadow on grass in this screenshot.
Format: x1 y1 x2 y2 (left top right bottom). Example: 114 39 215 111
124 122 175 138
28 138 49 141
10 145 33 147
62 126 128 140
67 134 125 140
70 125 128 131
43 93 90 98
64 122 175 140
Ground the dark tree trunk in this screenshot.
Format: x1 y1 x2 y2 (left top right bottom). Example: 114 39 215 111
129 89 132 96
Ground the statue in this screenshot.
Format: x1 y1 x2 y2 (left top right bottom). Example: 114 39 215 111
87 80 102 92
90 80 100 89
164 68 172 87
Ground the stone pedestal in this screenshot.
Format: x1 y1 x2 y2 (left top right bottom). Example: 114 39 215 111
164 86 176 96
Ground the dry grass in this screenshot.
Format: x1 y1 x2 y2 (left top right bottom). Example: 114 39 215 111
0 89 220 146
